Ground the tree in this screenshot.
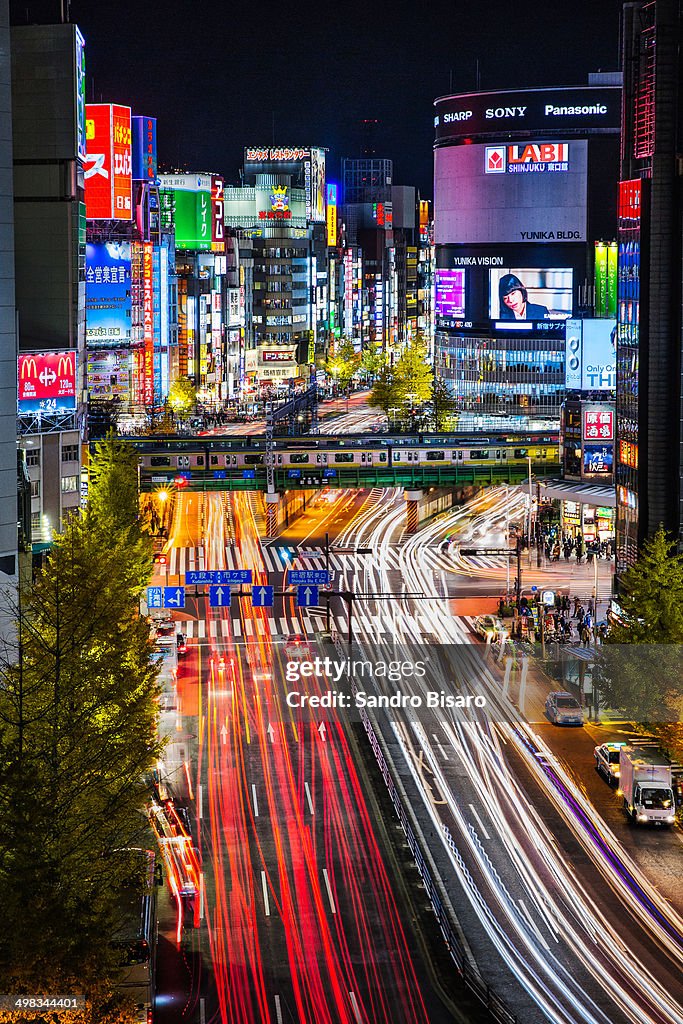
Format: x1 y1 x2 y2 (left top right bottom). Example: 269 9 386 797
88 434 143 530
360 342 386 380
596 526 683 724
0 441 160 1004
431 374 458 431
393 339 433 409
368 365 401 420
167 375 197 419
324 339 360 391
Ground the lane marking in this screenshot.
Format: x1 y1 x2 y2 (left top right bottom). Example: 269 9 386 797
200 997 206 1024
261 871 270 916
304 781 314 815
252 784 259 818
432 733 449 761
322 867 336 915
199 871 204 921
468 803 491 840
349 991 363 1024
274 995 283 1024
518 899 550 951
198 783 203 820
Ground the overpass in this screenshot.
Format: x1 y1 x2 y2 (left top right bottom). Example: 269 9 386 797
119 430 560 534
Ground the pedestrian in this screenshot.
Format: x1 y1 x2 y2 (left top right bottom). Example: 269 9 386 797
587 598 594 617
573 595 580 617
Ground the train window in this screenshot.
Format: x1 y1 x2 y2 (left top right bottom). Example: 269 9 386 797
150 456 171 467
501 450 507 459
495 450 501 459
514 449 528 459
244 454 264 465
542 449 547 458
195 455 205 466
361 453 372 463
334 453 354 463
470 450 490 460
316 454 328 463
290 453 311 464
231 455 238 466
378 452 387 462
210 455 219 466
426 451 446 461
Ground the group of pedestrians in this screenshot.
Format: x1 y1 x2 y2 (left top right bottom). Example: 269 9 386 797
541 529 613 564
502 592 608 646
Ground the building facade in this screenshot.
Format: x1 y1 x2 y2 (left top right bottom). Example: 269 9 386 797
12 22 86 541
0 0 18 585
615 0 683 574
433 80 621 418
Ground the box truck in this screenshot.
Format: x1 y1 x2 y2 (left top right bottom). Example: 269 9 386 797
619 747 676 825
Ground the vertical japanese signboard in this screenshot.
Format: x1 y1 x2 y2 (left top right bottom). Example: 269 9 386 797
326 183 337 246
607 241 618 318
143 242 154 406
594 242 607 317
212 176 225 252
84 103 132 220
132 115 157 181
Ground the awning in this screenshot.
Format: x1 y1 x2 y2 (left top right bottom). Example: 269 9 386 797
536 478 616 508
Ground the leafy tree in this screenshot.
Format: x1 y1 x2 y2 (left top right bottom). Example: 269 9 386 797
431 374 458 431
368 365 401 420
596 526 683 723
167 375 197 418
393 339 433 408
324 339 360 391
0 442 160 1001
360 342 386 379
88 434 143 530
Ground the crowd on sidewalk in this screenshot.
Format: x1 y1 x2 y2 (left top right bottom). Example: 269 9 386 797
540 528 613 565
500 592 608 646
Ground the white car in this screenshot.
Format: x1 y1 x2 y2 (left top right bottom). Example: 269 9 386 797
546 691 584 726
594 742 625 784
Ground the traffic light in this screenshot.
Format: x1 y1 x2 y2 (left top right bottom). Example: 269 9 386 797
174 475 189 488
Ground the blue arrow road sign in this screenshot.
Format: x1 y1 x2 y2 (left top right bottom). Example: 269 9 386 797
164 586 185 608
147 586 163 608
209 585 231 608
289 570 332 585
251 585 274 607
186 569 253 585
297 585 319 607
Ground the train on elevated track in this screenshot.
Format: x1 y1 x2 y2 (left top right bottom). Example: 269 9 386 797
121 431 560 481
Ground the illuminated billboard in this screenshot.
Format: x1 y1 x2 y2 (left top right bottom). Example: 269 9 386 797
565 319 616 391
170 188 212 249
489 268 573 321
18 352 77 413
211 176 225 251
75 28 86 162
84 104 132 220
132 116 157 181
434 87 621 143
435 269 465 318
326 183 338 246
308 148 326 222
85 242 132 346
434 141 587 245
583 444 613 476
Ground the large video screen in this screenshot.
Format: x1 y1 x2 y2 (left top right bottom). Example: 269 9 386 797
489 268 573 322
435 269 466 318
434 141 587 245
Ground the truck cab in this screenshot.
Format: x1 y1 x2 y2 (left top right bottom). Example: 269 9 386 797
619 746 676 825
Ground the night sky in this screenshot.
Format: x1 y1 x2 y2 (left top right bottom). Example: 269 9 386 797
59 0 622 197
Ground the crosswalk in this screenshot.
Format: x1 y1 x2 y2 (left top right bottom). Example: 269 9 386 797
177 604 429 641
167 542 406 578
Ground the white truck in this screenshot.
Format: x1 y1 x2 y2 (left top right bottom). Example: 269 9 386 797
619 747 676 825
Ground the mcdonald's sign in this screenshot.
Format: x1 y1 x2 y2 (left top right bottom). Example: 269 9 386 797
18 351 77 413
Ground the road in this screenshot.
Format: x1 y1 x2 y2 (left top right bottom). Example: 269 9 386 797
151 482 683 1024
153 489 463 1023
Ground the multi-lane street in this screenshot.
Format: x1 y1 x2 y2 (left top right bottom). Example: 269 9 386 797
152 483 683 1024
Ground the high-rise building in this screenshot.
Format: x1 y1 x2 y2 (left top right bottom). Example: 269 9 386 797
433 78 621 419
615 0 683 574
0 0 19 589
11 20 86 543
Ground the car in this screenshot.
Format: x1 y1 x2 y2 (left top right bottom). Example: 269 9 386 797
473 615 506 642
176 633 187 655
594 742 625 783
546 691 584 726
155 619 176 636
284 634 311 660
